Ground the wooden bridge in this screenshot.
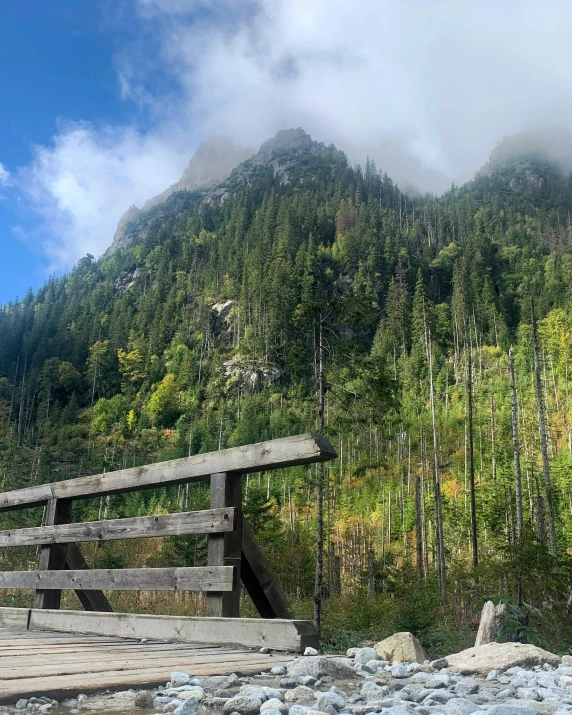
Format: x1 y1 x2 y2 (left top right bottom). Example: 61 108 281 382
0 433 336 702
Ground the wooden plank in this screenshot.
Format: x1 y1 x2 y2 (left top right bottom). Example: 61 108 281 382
0 508 236 548
207 473 242 618
27 609 319 651
34 498 72 610
65 543 113 612
240 517 294 619
0 433 336 511
0 566 234 592
0 608 30 630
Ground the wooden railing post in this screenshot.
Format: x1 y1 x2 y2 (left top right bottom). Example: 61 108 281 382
206 473 242 617
34 498 72 610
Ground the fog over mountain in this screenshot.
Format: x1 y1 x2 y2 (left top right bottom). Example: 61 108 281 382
8 0 572 270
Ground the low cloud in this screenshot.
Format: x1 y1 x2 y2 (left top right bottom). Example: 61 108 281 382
16 0 572 271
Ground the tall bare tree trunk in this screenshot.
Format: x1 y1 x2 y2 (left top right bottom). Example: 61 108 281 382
427 327 446 597
531 302 558 559
314 318 325 636
509 348 524 543
467 347 478 582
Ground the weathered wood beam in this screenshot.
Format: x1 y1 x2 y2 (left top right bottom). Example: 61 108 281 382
26 608 320 652
34 499 72 610
206 473 242 617
0 508 236 548
65 543 113 612
0 434 336 511
241 517 294 619
0 566 234 592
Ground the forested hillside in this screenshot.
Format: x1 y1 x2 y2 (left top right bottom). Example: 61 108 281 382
1 129 572 655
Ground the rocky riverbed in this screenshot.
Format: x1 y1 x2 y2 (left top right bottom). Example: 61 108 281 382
4 637 572 715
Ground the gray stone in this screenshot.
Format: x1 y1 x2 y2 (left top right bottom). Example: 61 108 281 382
289 706 310 715
456 679 480 695
487 671 499 681
375 633 427 664
562 657 572 667
260 647 271 654
498 689 517 699
423 691 456 705
173 699 199 715
361 683 390 702
284 686 316 704
315 692 346 711
444 698 481 715
61 700 79 709
298 677 318 687
262 688 284 701
272 667 287 676
241 688 268 703
288 657 355 680
305 648 319 656
412 673 432 684
486 706 541 715
135 691 156 708
204 675 241 690
222 696 263 715
359 664 377 674
15 701 28 710
355 649 379 665
428 674 454 689
262 711 284 715
385 706 418 715
445 644 561 676
171 673 192 687
261 699 288 714
215 690 233 699
392 663 410 679
517 690 541 701
281 679 298 689
154 696 176 710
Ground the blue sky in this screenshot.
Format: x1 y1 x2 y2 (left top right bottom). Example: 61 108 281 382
2 0 572 307
0 1 125 301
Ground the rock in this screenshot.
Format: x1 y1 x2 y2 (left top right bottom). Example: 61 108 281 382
385 706 418 715
445 643 561 676
261 711 283 715
135 691 156 708
203 675 241 690
486 706 542 715
260 647 271 654
444 698 482 715
154 695 176 710
455 679 480 695
288 657 355 680
222 696 263 715
15 701 28 710
77 695 88 704
392 662 410 679
375 633 427 664
298 676 318 686
412 672 432 683
261 699 288 714
475 601 509 647
315 692 346 711
173 697 199 715
178 689 205 701
305 648 319 656
355 648 379 665
61 699 79 708
171 673 192 687
281 678 298 689
431 658 449 670
517 689 541 701
289 707 310 715
272 667 287 676
562 656 572 667
361 682 390 702
261 688 284 701
215 690 233 699
284 686 316 704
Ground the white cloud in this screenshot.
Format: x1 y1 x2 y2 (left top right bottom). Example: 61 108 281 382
0 162 11 187
17 0 572 271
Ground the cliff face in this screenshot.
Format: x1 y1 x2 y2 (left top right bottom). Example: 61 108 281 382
107 129 329 254
108 137 253 254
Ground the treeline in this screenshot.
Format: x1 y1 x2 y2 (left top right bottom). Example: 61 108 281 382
0 140 571 653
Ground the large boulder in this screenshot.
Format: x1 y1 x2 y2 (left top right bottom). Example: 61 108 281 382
374 632 427 664
444 642 561 675
288 656 355 680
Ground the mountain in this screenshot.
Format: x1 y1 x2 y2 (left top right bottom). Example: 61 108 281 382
1 128 572 652
109 137 253 253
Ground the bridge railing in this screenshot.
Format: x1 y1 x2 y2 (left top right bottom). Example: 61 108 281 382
0 433 336 650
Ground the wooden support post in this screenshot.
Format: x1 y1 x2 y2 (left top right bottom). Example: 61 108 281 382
241 517 294 619
65 543 113 612
206 473 242 617
34 498 72 610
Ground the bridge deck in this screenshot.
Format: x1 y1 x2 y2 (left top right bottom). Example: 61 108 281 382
0 628 292 703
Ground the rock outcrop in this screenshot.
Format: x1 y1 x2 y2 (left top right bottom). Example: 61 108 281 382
374 632 427 664
443 642 561 675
